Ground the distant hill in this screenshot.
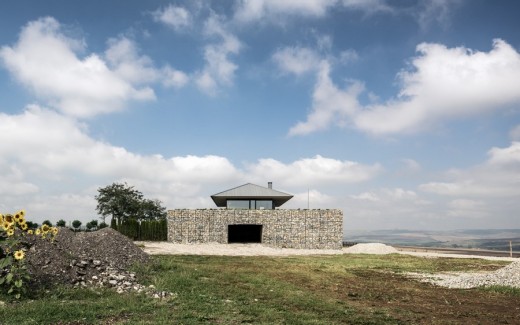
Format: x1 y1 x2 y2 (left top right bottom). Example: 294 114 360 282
344 229 520 251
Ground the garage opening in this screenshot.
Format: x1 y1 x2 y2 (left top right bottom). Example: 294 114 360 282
228 224 263 243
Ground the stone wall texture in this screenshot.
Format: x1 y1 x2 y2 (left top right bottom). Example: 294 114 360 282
167 209 343 249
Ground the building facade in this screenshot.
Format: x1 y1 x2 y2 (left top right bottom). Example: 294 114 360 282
167 183 343 249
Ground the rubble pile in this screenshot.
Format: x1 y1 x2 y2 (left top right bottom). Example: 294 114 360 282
25 227 172 299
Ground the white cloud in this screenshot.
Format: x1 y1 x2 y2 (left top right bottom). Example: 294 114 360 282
195 14 241 95
234 0 336 23
272 46 321 76
234 0 389 23
355 39 520 135
246 155 382 187
152 4 192 31
420 142 520 198
0 17 156 118
289 39 520 136
0 105 382 223
289 61 363 136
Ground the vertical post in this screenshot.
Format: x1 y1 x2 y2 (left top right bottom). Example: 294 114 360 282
510 241 513 258
307 188 310 209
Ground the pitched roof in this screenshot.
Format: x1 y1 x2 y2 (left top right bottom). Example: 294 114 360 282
211 183 293 207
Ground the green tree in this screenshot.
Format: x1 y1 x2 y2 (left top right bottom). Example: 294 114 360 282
95 182 166 225
56 219 66 227
42 220 52 226
72 220 82 232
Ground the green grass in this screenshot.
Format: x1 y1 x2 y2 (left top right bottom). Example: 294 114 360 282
0 254 517 324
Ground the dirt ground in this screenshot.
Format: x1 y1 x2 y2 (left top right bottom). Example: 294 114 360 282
136 242 520 324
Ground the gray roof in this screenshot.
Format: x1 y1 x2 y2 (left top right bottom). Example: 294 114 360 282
211 183 293 207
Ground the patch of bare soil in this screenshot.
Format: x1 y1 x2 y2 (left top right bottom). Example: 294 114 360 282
26 227 149 288
275 267 520 324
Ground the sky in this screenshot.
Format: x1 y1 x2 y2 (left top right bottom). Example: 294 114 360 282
0 0 519 232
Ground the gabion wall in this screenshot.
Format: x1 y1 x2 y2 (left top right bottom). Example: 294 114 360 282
167 209 343 249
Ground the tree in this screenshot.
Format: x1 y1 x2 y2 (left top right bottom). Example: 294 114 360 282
42 220 52 226
56 219 66 227
86 219 98 231
72 220 82 232
95 182 166 224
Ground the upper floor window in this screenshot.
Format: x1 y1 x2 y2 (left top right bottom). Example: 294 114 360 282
226 199 273 210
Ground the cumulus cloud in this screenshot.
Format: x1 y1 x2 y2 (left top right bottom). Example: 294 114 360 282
246 154 382 187
289 39 520 136
234 0 389 23
152 4 192 31
272 46 321 76
234 0 336 22
289 61 363 136
420 142 520 198
195 14 241 95
0 105 382 222
0 17 158 118
105 36 188 89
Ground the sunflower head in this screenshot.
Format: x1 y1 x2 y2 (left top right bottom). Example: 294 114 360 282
14 250 25 260
4 214 14 225
21 223 28 231
18 210 25 217
7 228 15 237
41 224 50 233
35 228 41 235
27 229 34 235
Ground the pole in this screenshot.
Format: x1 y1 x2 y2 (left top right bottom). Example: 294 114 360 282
510 241 513 258
307 188 310 209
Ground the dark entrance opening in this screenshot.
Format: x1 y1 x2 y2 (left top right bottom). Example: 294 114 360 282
228 224 263 243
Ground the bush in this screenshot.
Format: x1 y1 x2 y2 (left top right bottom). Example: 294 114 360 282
114 219 167 241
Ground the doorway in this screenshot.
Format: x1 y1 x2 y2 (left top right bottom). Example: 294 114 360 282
228 224 263 243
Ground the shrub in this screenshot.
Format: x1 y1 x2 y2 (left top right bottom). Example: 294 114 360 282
56 219 66 227
0 210 58 299
72 220 82 232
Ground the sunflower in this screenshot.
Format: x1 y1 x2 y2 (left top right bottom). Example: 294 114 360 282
21 223 28 231
51 227 59 235
7 228 15 237
14 250 25 260
19 210 25 217
4 214 14 227
41 224 50 233
14 213 21 222
27 229 34 235
35 228 41 235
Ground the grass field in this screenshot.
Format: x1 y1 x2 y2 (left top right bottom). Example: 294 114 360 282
1 254 519 324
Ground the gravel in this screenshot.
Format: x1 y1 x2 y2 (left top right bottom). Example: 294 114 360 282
407 260 520 289
344 243 398 255
24 227 173 299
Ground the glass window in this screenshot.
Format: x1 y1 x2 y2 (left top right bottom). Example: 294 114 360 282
227 200 250 209
255 200 273 210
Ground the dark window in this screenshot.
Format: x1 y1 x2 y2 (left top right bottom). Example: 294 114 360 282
226 199 273 210
227 200 250 209
228 224 262 243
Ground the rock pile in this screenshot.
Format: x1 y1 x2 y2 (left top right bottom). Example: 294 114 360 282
25 227 172 299
344 243 398 255
407 260 520 289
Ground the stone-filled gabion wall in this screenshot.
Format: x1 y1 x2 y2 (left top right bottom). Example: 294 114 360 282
167 209 343 249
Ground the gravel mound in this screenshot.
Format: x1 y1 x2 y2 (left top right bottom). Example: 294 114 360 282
344 243 398 255
408 260 520 289
26 227 149 288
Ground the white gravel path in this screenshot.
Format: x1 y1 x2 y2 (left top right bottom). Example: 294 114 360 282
135 242 516 261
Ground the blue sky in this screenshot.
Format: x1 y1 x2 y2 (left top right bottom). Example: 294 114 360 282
1 0 519 231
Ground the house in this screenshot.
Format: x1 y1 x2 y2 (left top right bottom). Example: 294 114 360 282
167 182 343 249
